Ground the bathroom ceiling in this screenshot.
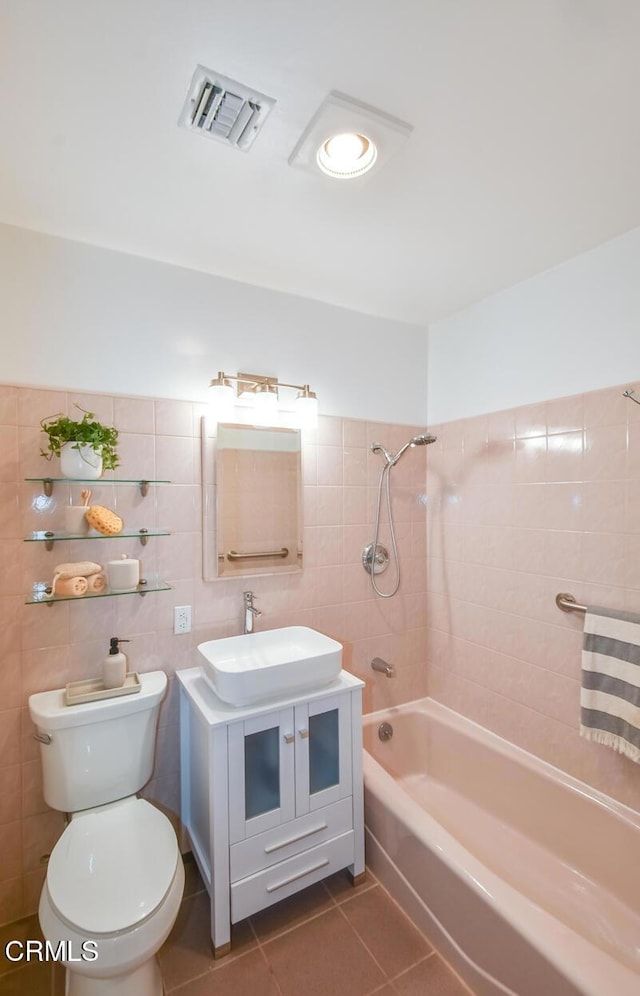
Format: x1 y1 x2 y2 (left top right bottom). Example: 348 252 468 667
1 0 639 325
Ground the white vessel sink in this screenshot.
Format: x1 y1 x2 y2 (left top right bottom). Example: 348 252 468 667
197 626 343 706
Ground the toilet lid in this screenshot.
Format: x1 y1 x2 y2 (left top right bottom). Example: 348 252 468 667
47 798 179 934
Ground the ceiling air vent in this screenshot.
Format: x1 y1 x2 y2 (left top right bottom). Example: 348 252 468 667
178 65 275 152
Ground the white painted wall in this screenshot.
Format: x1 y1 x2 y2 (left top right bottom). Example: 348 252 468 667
427 226 640 424
0 223 428 425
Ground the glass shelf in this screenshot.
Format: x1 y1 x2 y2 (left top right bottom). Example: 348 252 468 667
24 528 170 550
25 478 170 497
26 578 172 605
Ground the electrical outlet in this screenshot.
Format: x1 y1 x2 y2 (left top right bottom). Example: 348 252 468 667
174 605 192 635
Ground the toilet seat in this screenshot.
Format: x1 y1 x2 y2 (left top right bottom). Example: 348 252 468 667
47 797 179 934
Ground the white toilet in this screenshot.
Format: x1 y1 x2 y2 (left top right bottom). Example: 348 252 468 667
29 671 185 996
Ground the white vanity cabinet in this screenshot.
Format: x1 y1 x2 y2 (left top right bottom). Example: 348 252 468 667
177 667 365 956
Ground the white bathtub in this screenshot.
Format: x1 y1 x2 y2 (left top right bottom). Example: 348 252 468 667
363 698 640 996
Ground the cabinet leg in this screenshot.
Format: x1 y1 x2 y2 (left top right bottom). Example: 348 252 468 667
348 870 367 887
213 941 231 959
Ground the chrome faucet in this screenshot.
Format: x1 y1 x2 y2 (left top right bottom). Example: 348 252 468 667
243 591 262 634
371 657 394 678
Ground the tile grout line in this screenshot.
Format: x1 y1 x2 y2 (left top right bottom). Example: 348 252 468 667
334 901 394 988
254 902 337 950
370 875 491 993
247 895 397 996
368 983 397 996
335 884 440 992
367 877 436 954
256 941 287 996
165 965 216 995
386 952 436 988
249 878 343 949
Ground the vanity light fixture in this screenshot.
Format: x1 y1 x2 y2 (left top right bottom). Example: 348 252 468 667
209 372 318 428
289 91 412 181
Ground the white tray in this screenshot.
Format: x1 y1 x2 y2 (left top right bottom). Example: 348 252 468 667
65 672 141 705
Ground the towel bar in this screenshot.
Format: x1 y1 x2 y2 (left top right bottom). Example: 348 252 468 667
227 547 289 561
555 592 587 614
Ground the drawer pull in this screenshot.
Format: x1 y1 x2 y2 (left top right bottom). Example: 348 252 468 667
264 823 328 854
265 857 330 894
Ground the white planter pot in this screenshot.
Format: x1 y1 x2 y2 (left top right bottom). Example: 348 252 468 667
59 442 103 479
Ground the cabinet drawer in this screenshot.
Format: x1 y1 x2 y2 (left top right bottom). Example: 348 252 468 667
231 830 354 923
230 797 353 882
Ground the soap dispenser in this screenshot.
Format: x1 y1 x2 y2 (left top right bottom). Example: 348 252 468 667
103 637 130 689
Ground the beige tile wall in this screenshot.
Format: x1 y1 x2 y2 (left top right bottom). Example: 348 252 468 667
0 383 428 924
426 381 640 814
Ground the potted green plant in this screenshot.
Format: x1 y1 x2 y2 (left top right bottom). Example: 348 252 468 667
40 405 119 478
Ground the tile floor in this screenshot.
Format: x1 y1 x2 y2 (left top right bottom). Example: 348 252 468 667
0 856 473 995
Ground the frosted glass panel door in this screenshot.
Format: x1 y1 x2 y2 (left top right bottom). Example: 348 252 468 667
294 694 352 815
244 727 280 820
228 708 296 843
309 709 339 795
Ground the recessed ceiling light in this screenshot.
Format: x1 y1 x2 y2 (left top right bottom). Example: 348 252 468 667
316 132 377 180
289 91 412 181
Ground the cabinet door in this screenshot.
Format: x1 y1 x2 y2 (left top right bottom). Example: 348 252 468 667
294 693 352 816
228 709 296 844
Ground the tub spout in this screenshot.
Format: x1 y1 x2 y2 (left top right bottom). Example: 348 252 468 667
371 657 394 678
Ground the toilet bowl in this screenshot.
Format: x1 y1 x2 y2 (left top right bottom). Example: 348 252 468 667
39 797 184 996
29 671 184 996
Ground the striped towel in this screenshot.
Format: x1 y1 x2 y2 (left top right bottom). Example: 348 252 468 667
580 607 640 763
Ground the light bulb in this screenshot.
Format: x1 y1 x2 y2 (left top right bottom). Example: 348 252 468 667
325 133 365 165
295 391 318 429
209 382 235 422
252 386 279 425
317 131 377 179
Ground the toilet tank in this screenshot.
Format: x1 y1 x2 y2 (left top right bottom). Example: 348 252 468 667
28 671 168 813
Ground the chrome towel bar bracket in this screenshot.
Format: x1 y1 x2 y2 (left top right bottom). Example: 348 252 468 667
555 592 587 614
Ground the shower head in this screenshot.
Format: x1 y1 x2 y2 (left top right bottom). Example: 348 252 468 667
371 432 437 466
389 432 438 465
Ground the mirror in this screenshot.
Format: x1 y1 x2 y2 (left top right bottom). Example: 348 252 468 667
202 420 302 579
